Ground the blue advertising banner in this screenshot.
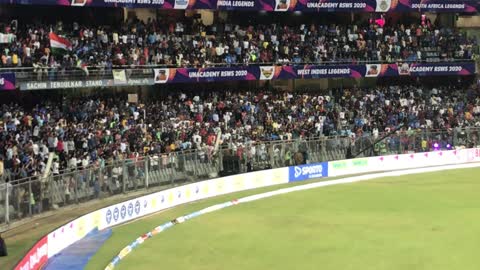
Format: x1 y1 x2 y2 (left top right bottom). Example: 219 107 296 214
0 0 477 12
153 62 476 85
391 0 479 12
288 162 329 182
17 62 477 90
399 62 477 76
0 73 16 90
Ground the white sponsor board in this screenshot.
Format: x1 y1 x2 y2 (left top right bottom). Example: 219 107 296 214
97 167 288 230
47 211 101 258
328 148 480 177
46 166 288 259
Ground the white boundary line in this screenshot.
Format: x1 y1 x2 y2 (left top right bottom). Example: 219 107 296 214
104 162 480 270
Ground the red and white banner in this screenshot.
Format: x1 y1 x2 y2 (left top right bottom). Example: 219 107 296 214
15 236 48 270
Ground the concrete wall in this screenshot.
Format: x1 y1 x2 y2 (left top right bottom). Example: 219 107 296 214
126 8 157 22
457 15 480 28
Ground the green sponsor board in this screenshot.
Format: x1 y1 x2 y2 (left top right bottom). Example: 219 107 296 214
331 158 368 171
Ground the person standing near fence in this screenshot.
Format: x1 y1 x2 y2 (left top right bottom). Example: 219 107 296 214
0 233 7 257
0 157 4 182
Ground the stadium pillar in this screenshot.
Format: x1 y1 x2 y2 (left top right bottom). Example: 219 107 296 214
122 160 127 194
193 152 198 177
99 168 105 198
28 180 32 217
145 158 149 189
48 174 55 209
4 184 9 224
219 148 224 171
269 144 275 168
38 180 43 214
74 173 80 204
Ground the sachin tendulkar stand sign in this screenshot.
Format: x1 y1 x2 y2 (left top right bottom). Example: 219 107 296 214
19 78 154 90
288 162 328 182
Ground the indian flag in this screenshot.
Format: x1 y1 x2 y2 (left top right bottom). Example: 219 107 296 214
49 32 72 55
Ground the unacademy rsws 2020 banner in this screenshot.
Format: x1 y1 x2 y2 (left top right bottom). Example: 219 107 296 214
0 0 477 12
0 73 16 90
153 66 258 84
399 62 477 76
219 0 381 12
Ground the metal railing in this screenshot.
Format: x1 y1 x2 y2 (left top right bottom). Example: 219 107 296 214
1 126 480 226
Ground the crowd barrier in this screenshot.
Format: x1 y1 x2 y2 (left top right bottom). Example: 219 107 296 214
9 126 476 229
14 147 480 270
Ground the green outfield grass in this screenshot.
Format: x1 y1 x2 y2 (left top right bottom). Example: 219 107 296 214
86 167 480 270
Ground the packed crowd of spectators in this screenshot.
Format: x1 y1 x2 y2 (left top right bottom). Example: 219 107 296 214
0 84 479 181
0 15 477 70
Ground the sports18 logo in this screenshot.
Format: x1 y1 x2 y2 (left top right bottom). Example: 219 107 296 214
294 164 323 178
